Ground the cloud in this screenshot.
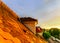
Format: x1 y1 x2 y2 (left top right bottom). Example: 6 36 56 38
38 8 60 28
44 0 55 3
33 0 60 21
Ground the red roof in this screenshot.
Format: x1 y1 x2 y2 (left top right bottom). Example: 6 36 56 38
36 27 42 33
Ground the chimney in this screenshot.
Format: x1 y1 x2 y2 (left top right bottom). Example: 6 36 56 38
20 17 38 34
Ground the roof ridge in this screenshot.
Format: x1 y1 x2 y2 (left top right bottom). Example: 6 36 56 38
0 1 19 19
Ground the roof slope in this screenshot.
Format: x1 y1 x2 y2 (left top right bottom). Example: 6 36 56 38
0 1 48 43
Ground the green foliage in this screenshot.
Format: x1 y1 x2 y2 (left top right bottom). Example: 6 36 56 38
49 28 60 39
49 28 59 35
43 31 51 40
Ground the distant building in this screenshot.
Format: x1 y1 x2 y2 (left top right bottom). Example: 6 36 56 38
36 26 42 33
36 26 43 36
20 17 38 34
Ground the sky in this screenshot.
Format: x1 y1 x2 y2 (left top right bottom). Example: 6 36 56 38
2 0 60 29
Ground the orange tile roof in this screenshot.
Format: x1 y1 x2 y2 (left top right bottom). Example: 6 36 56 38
0 1 48 43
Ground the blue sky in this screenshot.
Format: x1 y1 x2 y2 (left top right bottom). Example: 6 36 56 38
2 0 60 29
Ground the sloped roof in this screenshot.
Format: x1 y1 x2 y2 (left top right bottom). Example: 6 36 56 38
0 1 48 43
0 1 18 19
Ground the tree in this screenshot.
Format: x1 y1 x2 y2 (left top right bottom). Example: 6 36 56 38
43 31 51 40
49 28 60 38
